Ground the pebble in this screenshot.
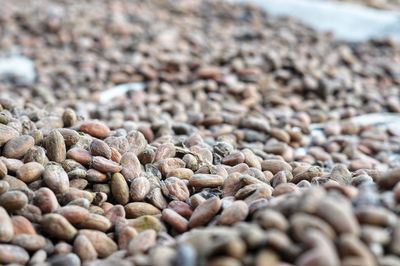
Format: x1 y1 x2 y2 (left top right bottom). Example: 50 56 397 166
0 244 30 264
2 135 35 159
189 196 221 228
41 214 77 241
33 187 59 213
161 177 190 201
16 162 44 183
91 156 122 173
129 176 151 202
43 130 66 163
11 215 36 235
80 121 110 139
110 173 130 205
218 200 249 226
189 174 225 188
43 164 69 194
73 234 98 262
124 202 161 218
162 208 189 233
11 234 46 251
0 206 14 242
127 229 157 255
127 215 162 233
261 160 293 174
48 253 81 266
0 190 28 212
0 124 19 146
79 229 118 258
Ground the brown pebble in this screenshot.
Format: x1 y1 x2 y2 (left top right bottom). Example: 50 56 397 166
86 169 108 182
161 177 190 201
130 176 151 202
2 135 35 159
1 158 24 174
270 128 290 143
378 168 400 189
73 234 98 262
91 156 122 173
90 139 112 159
12 234 46 252
315 197 359 235
355 207 397 227
67 147 92 166
0 160 7 178
273 183 297 196
79 229 118 258
222 151 245 166
13 204 42 224
2 175 27 191
43 130 66 163
0 124 19 146
111 173 130 205
29 249 47 265
296 229 340 266
154 143 176 162
33 187 59 213
127 215 162 233
338 234 376 266
58 128 80 148
55 205 91 225
23 146 48 165
63 188 94 204
0 206 14 242
62 108 77 127
117 225 138 250
43 163 69 194
80 121 110 139
69 179 89 190
242 149 262 170
104 205 126 226
126 130 148 155
166 168 194 180
330 164 352 185
157 158 186 177
162 208 189 233
189 174 224 188
189 196 221 228
120 152 142 181
78 213 112 232
110 147 122 163
127 229 157 255
255 209 289 232
168 200 193 219
261 159 292 174
11 215 36 235
0 244 30 264
0 190 28 212
218 200 249 225
16 162 44 183
125 202 161 218
53 241 73 255
41 213 78 241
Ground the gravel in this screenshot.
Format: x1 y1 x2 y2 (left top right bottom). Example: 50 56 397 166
0 0 399 265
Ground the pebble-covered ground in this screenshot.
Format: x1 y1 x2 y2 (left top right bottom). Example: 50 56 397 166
0 0 400 266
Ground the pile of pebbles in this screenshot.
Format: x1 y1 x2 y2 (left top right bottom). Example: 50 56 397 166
0 0 399 265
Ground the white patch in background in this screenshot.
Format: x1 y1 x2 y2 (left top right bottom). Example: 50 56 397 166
0 56 36 84
99 83 145 104
230 0 400 42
